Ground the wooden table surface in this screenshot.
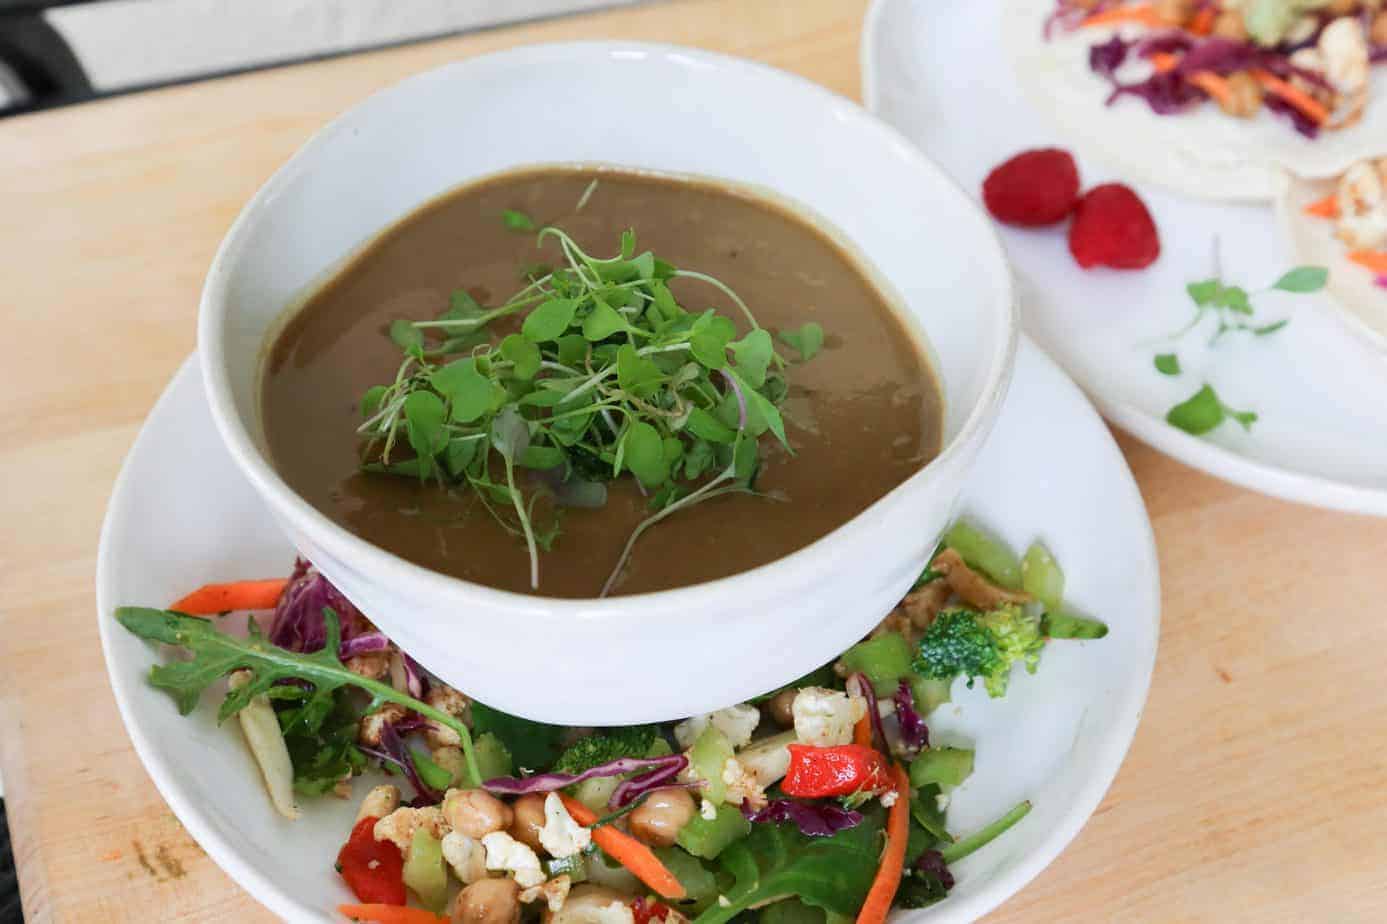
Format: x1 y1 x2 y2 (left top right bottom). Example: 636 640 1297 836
3 0 1387 920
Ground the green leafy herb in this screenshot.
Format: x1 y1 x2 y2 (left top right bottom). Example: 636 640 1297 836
1153 353 1181 376
279 687 367 796
692 808 885 924
1166 383 1257 436
469 701 564 771
114 606 481 784
502 209 536 232
358 222 821 593
1271 266 1328 293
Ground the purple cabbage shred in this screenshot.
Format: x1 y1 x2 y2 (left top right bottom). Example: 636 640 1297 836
361 721 443 806
741 798 863 837
893 681 930 758
1374 276 1387 290
338 631 391 660
1264 93 1320 138
482 754 688 799
1106 70 1205 115
1088 35 1131 78
268 558 371 656
849 673 888 755
610 758 695 809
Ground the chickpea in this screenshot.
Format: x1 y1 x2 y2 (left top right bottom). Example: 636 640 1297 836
766 688 798 728
1212 10 1247 41
509 793 547 851
1153 0 1194 26
443 789 514 839
452 877 521 924
1372 11 1387 47
627 788 696 847
356 784 401 823
1218 71 1264 119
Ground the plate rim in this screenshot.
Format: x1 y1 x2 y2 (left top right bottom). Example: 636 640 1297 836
860 0 1387 519
97 340 1159 923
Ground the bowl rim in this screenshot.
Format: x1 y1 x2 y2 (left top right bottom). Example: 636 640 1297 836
197 39 1019 614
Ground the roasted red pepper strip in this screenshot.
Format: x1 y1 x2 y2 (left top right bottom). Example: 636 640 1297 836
781 744 891 798
337 816 406 906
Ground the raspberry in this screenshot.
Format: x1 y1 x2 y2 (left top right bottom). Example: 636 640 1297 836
1067 183 1161 270
981 148 1081 227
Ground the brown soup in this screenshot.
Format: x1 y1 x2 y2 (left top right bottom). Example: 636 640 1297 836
262 167 942 598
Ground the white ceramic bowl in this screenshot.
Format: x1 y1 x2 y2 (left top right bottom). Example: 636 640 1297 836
199 42 1017 724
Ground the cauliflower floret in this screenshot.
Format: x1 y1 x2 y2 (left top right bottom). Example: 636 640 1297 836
538 792 592 859
1319 16 1369 99
721 757 767 811
440 830 487 885
424 683 472 749
345 650 390 680
1336 158 1387 250
355 784 401 823
373 806 447 853
521 874 572 912
544 885 636 924
792 687 867 748
673 703 760 750
482 830 546 888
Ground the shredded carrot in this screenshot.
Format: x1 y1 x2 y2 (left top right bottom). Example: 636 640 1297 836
558 793 686 900
855 764 911 924
1082 3 1165 28
1303 193 1340 219
1149 52 1180 73
337 905 447 924
853 710 873 747
1347 251 1387 274
170 578 288 615
1186 70 1234 108
1251 68 1328 125
1189 6 1216 35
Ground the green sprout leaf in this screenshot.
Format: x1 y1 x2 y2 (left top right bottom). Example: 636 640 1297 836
1154 353 1181 376
729 329 774 388
389 319 424 352
522 298 579 343
500 334 541 381
1271 266 1328 293
1166 384 1256 436
779 322 825 361
501 209 536 232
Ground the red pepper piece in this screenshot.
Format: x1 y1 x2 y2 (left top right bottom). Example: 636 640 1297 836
781 744 891 798
337 816 407 906
632 897 672 924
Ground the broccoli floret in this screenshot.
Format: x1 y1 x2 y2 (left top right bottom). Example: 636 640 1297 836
914 605 1044 698
551 725 657 775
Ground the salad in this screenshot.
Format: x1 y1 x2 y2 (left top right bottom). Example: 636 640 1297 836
116 521 1107 924
1050 0 1386 137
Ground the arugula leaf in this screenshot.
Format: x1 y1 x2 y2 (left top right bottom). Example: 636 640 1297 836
469 701 564 771
114 607 480 783
692 811 885 924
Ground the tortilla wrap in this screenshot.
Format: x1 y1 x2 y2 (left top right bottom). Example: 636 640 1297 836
1006 0 1387 203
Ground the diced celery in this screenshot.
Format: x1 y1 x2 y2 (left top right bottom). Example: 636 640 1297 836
944 521 1022 589
653 847 718 912
646 737 674 759
761 899 827 924
545 853 588 883
1021 540 1064 613
414 750 453 792
689 725 733 804
910 747 975 789
675 801 751 860
573 776 619 814
402 828 448 912
461 732 514 787
1042 610 1109 639
909 674 952 716
840 633 913 695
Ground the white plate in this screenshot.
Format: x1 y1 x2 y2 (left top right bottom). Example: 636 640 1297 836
98 340 1157 922
863 0 1387 516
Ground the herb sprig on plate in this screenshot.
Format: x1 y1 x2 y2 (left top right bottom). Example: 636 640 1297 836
357 213 824 594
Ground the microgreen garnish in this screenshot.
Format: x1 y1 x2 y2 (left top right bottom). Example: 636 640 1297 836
1153 353 1181 376
502 209 536 232
1166 384 1257 436
1162 263 1324 345
356 216 821 593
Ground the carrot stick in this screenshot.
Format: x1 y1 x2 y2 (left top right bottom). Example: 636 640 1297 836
338 905 448 924
1347 251 1387 274
170 578 289 615
1303 193 1340 219
1082 3 1165 28
1189 6 1216 35
558 794 686 900
1251 68 1328 125
853 711 873 748
1148 51 1180 73
855 764 911 924
1186 71 1234 108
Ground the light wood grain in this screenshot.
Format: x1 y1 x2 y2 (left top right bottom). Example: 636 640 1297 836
2 1 1386 921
